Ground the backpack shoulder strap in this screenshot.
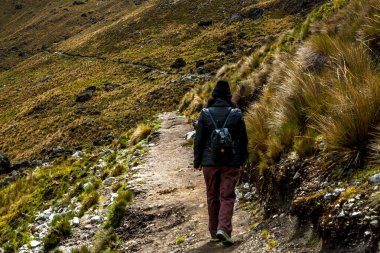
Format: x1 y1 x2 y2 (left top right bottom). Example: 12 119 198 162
204 108 218 129
222 108 233 128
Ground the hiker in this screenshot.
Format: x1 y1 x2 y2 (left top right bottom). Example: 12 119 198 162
193 80 248 246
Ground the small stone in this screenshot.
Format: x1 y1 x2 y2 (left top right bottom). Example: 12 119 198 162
30 240 41 248
90 216 102 224
321 181 328 187
293 172 301 180
324 193 333 201
243 182 250 190
83 182 92 190
244 192 253 201
49 213 57 223
338 210 345 218
72 151 84 160
101 149 114 156
199 204 205 208
368 173 380 184
72 217 80 226
41 75 51 82
235 189 242 200
351 211 362 218
370 220 379 228
332 188 345 197
103 177 116 186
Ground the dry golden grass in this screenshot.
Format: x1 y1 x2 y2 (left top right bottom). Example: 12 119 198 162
241 0 380 172
129 124 152 146
0 0 302 161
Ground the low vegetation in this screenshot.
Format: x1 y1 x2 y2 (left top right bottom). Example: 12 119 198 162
44 215 72 250
106 189 133 228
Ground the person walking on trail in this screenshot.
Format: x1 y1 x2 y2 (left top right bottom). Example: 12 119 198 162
193 80 248 246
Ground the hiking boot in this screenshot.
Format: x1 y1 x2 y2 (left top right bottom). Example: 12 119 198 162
216 230 234 246
209 238 221 243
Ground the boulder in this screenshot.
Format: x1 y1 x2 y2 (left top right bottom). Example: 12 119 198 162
195 60 205 68
225 13 244 25
76 86 96 103
368 173 380 184
73 0 86 5
198 20 213 27
30 240 41 248
243 8 264 20
0 152 11 174
170 58 187 69
103 81 121 92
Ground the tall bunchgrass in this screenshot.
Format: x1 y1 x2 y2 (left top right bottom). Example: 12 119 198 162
243 0 380 172
129 124 152 146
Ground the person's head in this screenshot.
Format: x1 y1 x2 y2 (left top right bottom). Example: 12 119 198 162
212 80 232 99
207 80 236 108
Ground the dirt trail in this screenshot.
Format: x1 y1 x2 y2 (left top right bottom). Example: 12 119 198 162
119 112 250 253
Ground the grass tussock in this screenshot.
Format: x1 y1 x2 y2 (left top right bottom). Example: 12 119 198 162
106 190 133 228
129 124 152 146
180 0 380 175
71 246 92 253
44 215 72 250
79 190 100 216
92 229 119 253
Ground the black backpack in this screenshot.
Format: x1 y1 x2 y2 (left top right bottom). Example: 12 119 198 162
205 108 234 163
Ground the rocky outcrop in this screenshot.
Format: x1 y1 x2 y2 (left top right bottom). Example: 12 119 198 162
76 86 96 103
0 152 11 174
170 58 187 69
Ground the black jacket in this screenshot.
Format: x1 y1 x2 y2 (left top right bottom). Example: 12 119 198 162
193 98 248 168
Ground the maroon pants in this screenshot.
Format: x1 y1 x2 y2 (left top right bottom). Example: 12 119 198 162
203 166 240 237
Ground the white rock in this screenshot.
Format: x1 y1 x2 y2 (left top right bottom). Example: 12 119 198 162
103 177 116 186
72 217 80 226
351 211 362 218
324 193 333 200
30 240 41 248
370 220 379 228
90 216 102 224
244 192 253 201
332 188 345 197
243 182 250 190
83 182 92 190
338 210 345 218
368 173 380 184
49 213 57 223
72 151 84 160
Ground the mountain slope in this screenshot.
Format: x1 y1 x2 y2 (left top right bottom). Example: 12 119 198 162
0 0 310 162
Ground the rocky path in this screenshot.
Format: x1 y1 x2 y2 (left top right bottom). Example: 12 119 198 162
118 112 250 253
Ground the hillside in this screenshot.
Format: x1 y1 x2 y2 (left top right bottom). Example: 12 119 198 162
181 0 380 251
0 0 309 163
1 0 379 252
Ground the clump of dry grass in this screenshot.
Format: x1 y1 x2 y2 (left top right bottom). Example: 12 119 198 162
129 124 152 146
243 0 380 173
